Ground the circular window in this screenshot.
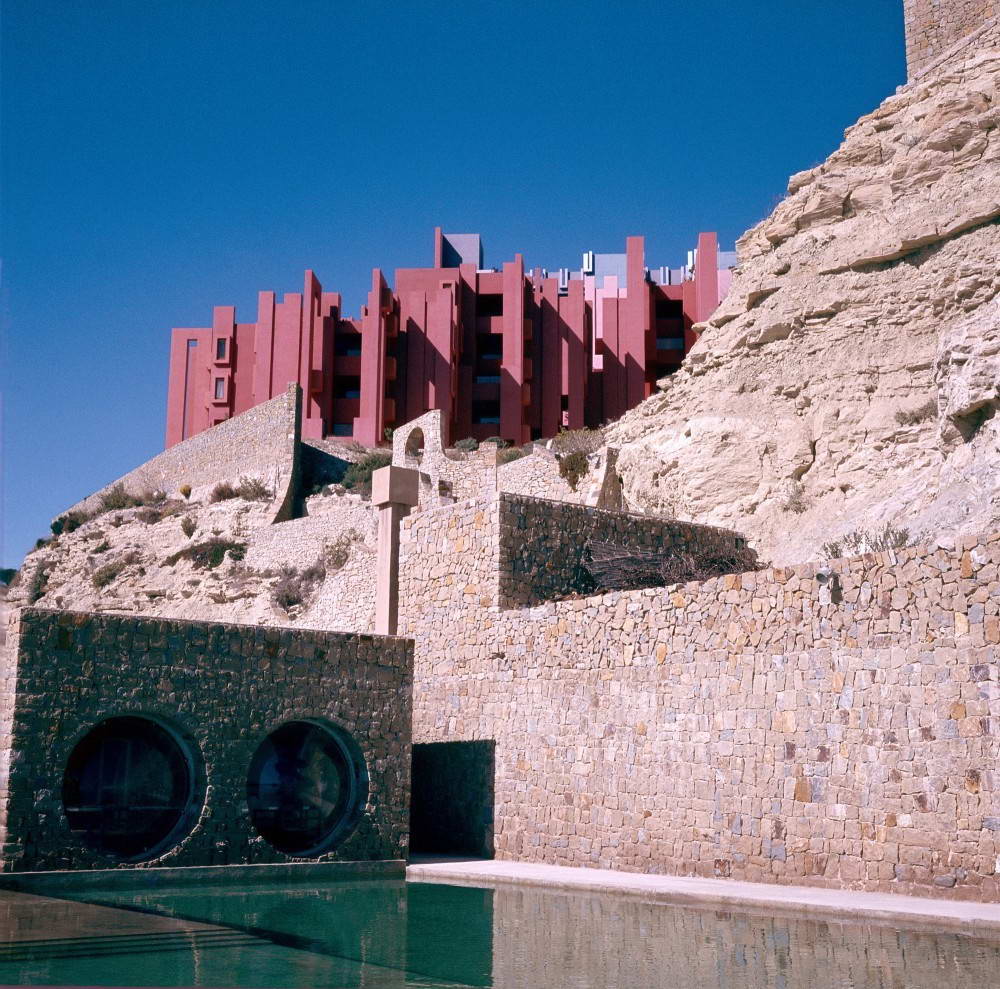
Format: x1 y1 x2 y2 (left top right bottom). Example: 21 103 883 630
246 720 366 856
62 716 198 861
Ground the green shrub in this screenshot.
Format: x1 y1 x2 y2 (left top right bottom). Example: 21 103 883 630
92 540 110 554
92 559 128 589
34 537 51 550
497 448 527 465
236 476 271 501
165 538 246 570
454 437 479 452
211 481 237 502
480 436 508 449
0 567 17 586
341 452 392 495
52 509 92 535
558 450 590 490
181 516 197 538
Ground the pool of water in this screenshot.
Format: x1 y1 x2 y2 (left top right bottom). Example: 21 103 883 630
0 877 998 988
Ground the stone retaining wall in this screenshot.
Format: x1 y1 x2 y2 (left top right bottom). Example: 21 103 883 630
63 385 301 524
399 498 1000 901
904 0 998 78
0 608 411 872
498 494 753 607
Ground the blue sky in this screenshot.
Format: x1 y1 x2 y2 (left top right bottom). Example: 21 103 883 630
1 0 906 568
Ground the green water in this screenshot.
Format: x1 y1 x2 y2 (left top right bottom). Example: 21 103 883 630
1 878 998 988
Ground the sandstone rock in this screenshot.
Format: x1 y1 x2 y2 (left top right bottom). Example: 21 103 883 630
610 47 1000 564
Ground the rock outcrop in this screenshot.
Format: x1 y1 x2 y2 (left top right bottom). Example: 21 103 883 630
610 47 1000 563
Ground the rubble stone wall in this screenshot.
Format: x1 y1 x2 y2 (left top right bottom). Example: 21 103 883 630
400 500 1000 901
0 608 412 872
498 494 752 607
903 0 996 79
64 385 302 523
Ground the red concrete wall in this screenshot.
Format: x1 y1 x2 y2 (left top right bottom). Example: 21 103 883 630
164 230 727 449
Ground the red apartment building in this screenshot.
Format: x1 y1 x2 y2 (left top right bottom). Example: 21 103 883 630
165 229 735 448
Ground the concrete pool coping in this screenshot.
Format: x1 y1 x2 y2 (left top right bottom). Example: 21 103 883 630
406 858 1000 937
0 859 405 894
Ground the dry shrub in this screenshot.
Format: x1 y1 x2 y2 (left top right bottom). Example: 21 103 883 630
894 399 937 426
325 529 360 572
92 551 140 589
822 523 913 560
454 437 479 452
272 557 326 613
179 484 192 500
558 451 589 491
165 538 246 570
181 516 197 538
497 448 527 465
236 476 271 501
210 481 237 502
782 483 807 514
550 427 604 456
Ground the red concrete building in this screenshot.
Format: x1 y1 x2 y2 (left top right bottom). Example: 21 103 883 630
165 229 734 448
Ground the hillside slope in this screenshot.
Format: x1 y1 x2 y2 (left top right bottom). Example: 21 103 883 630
610 48 1000 563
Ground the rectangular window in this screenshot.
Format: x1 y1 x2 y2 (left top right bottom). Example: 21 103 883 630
214 378 225 400
335 333 363 357
475 375 500 385
215 338 227 360
335 375 362 400
656 338 685 351
331 423 353 436
472 400 501 424
477 293 503 318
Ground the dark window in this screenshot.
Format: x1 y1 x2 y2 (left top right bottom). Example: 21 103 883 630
655 298 682 319
214 378 225 400
472 400 501 425
215 338 227 360
335 334 363 357
656 337 685 351
335 376 362 399
331 423 353 436
62 716 198 861
476 294 503 318
475 375 500 385
247 720 366 856
477 334 503 361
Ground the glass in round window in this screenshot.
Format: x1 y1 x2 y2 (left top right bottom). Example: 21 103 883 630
62 716 197 861
247 720 364 856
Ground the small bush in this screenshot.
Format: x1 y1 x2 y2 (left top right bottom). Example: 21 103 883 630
181 516 197 538
783 483 807 514
28 565 49 602
551 427 605 456
179 484 192 500
480 436 508 449
235 476 271 501
272 558 326 613
52 509 92 535
497 448 527 465
558 450 590 491
211 481 237 502
383 426 394 442
894 399 937 426
326 529 360 572
0 567 17 586
99 483 143 512
165 537 246 570
92 559 127 589
454 437 479 452
341 452 392 495
822 523 913 559
34 537 51 550
93 540 110 554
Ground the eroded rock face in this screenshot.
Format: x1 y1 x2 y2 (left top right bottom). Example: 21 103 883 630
610 48 1000 563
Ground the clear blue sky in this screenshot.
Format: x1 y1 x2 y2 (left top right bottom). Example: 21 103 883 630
1 0 906 569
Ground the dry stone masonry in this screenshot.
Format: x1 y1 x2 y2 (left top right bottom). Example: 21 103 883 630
904 0 998 78
400 495 999 901
0 608 412 872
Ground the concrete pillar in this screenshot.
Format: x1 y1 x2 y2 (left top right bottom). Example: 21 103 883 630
373 465 420 636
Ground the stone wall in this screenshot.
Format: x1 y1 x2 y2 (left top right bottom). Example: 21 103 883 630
496 447 623 510
63 385 302 524
400 499 1000 901
498 494 753 607
903 0 998 78
0 607 412 872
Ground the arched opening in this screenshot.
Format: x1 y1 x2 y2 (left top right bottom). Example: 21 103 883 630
247 719 367 856
62 715 200 861
404 428 425 466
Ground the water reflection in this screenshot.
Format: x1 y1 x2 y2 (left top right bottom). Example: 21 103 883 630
0 877 996 988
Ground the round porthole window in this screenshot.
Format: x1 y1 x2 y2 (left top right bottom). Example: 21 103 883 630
62 716 199 861
246 720 366 856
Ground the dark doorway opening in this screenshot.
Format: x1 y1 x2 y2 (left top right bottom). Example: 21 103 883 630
410 740 495 857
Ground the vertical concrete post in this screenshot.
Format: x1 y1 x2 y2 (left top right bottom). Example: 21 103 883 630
372 465 420 636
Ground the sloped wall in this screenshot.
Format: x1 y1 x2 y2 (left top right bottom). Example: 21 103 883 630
903 0 997 79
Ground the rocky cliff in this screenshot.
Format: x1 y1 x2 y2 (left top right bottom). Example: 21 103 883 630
610 47 1000 564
